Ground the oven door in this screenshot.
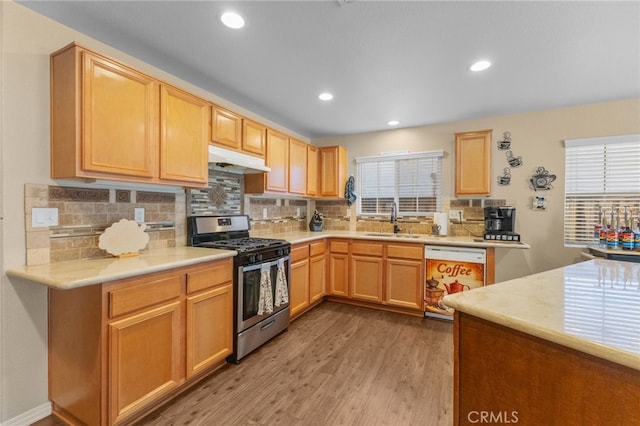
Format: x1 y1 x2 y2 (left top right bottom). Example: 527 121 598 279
237 255 290 332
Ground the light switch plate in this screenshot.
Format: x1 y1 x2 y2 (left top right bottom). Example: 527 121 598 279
449 209 463 222
134 208 145 223
32 208 58 227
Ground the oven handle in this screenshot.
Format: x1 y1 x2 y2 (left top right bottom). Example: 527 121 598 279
241 255 290 273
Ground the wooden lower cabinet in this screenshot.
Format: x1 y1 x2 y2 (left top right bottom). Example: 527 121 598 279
350 242 384 303
326 239 424 315
48 258 233 426
328 240 350 297
108 301 182 424
185 283 233 378
309 240 326 303
290 241 326 320
290 245 311 318
385 244 424 310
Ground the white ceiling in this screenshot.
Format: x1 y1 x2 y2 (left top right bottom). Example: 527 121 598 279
18 0 640 139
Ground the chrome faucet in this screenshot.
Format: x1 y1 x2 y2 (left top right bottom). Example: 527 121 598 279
390 202 401 234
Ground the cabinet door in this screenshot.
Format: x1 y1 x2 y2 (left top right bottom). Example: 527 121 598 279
265 129 289 192
211 104 242 150
160 85 209 185
81 51 158 178
455 130 492 197
320 146 347 197
309 253 326 303
307 145 319 197
108 301 182 425
385 258 424 310
186 283 233 378
328 252 349 297
290 258 310 318
351 255 384 302
289 138 308 195
242 119 266 157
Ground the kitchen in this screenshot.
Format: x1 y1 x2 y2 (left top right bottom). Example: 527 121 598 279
1 1 639 425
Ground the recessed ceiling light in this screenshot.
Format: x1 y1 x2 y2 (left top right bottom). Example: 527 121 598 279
220 11 245 29
388 120 399 126
318 92 334 101
470 60 491 72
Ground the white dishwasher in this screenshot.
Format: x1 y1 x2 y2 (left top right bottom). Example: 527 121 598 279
424 245 486 320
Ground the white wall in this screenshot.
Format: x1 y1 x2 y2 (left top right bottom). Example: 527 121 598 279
313 98 640 282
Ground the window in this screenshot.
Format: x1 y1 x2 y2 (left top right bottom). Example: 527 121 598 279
564 134 640 246
356 151 443 216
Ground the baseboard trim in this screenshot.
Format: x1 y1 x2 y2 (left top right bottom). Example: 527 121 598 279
1 402 51 426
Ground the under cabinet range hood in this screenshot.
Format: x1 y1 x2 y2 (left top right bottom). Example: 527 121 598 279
208 145 270 174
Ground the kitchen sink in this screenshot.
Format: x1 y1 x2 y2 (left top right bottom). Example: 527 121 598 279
365 233 421 239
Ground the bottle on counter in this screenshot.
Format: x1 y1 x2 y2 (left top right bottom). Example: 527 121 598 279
635 212 640 252
606 208 620 250
599 214 609 248
621 207 635 251
594 207 603 243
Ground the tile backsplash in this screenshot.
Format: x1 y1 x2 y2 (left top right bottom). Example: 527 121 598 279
188 168 243 216
26 172 513 265
24 183 185 265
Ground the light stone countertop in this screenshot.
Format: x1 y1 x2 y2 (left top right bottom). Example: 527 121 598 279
443 258 640 371
6 246 236 290
261 230 531 249
6 231 529 291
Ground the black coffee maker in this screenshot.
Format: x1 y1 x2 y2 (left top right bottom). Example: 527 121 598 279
483 206 520 242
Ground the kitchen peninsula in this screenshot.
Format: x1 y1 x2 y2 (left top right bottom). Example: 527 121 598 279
443 259 640 426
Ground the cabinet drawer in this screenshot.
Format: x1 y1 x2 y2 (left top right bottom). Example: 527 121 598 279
109 275 182 318
351 242 383 257
387 244 424 260
309 240 326 257
329 240 349 254
291 244 310 263
187 259 233 294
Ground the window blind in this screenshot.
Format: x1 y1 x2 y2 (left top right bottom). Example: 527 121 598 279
564 134 640 246
356 151 443 216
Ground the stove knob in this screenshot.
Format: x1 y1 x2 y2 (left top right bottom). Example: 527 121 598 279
248 254 256 263
257 254 263 262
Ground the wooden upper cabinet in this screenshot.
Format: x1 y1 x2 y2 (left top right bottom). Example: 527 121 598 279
289 138 307 195
265 129 290 192
160 85 209 185
211 104 242 150
320 146 348 198
242 119 266 158
306 144 319 197
455 130 492 197
50 43 208 187
51 45 159 181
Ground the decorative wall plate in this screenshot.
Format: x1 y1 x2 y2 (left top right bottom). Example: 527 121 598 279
98 219 149 257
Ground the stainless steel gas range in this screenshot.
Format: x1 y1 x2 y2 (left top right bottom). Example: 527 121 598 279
188 215 291 363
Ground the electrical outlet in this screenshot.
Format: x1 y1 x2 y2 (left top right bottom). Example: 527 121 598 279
296 207 301 217
449 209 463 222
262 208 268 219
134 208 145 223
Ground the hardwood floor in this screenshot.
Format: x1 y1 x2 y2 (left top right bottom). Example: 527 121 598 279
36 302 454 426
